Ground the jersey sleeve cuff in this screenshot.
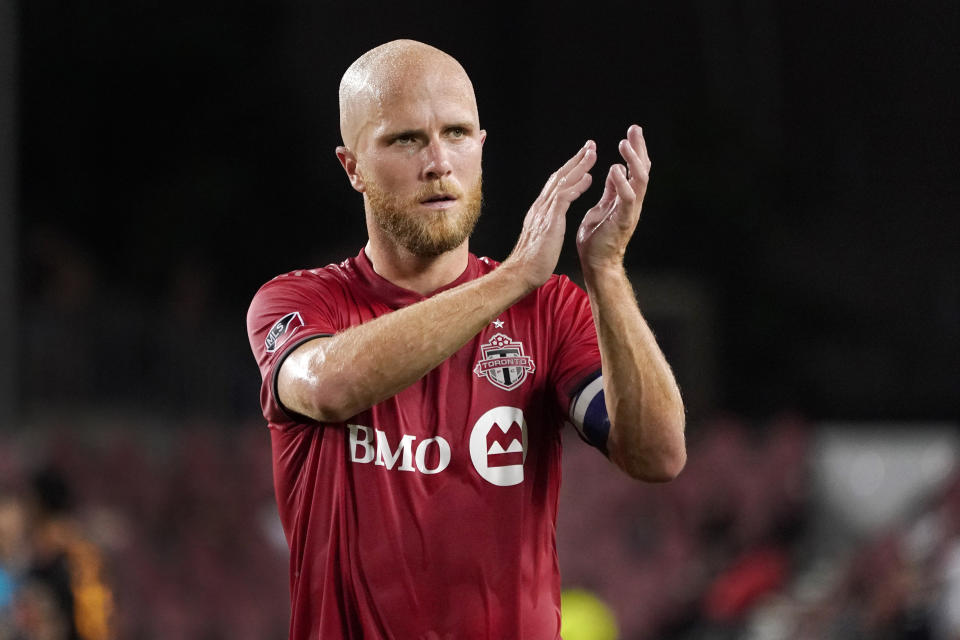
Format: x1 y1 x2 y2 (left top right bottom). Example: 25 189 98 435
270 333 334 424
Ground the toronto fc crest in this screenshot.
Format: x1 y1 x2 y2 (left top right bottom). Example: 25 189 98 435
473 333 536 391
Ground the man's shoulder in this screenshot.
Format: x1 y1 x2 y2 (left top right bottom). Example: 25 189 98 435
256 252 362 292
248 253 364 313
264 260 353 286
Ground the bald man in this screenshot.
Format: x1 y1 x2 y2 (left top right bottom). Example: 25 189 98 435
247 39 685 639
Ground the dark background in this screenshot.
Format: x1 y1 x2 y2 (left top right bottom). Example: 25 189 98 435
12 0 959 424
3 3 959 638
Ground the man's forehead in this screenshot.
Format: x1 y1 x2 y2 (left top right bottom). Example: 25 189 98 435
339 40 478 146
377 69 477 114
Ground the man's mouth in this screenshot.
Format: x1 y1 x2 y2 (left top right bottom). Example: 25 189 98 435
420 193 458 209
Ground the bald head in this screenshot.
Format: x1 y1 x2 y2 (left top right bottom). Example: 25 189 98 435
338 39 479 150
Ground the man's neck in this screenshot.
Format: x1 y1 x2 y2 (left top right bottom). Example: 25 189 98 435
365 238 470 296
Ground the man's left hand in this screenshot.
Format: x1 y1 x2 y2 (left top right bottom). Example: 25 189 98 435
576 124 651 272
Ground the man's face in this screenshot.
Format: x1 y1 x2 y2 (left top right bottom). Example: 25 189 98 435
351 70 486 257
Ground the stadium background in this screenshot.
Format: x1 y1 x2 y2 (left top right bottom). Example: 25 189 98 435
0 1 957 638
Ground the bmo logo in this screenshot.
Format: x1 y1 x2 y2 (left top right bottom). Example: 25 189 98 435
348 425 451 474
347 406 527 485
469 406 527 486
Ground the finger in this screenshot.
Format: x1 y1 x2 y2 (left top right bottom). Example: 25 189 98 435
558 171 593 203
580 166 619 228
609 164 636 206
597 164 618 207
627 125 651 168
539 141 595 199
562 141 597 182
618 138 645 184
557 140 596 179
552 148 596 204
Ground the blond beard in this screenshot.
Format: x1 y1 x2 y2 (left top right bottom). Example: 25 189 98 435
365 176 483 258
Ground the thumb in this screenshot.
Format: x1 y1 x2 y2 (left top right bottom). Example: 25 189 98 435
582 165 618 227
596 165 618 209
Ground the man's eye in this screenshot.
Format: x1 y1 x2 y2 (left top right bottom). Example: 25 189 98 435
393 136 415 145
449 128 465 138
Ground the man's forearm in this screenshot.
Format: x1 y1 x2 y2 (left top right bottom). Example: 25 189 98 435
582 263 686 481
279 263 532 423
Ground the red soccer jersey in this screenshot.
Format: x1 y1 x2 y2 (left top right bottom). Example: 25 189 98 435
246 248 601 640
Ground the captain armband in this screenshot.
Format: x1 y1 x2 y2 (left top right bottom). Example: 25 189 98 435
568 373 610 455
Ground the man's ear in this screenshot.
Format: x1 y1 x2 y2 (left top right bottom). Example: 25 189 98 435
336 146 365 193
480 129 487 146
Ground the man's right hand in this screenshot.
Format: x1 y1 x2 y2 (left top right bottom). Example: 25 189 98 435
502 141 596 290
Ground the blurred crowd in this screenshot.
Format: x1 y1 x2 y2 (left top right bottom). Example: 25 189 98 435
0 465 111 640
560 416 960 640
559 414 810 638
1 411 958 639
0 417 288 639
5 226 957 639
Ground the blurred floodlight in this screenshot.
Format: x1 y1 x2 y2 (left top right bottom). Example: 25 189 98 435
812 423 959 536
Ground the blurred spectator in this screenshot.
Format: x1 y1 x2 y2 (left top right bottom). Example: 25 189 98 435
10 578 70 640
0 492 29 639
20 468 113 640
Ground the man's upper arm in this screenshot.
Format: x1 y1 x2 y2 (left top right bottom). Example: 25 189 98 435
567 370 610 454
546 276 608 453
246 274 340 428
274 335 334 422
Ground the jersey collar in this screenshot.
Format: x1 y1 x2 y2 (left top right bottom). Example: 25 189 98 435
353 247 481 309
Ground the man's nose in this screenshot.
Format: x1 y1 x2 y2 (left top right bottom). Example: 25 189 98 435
422 140 453 180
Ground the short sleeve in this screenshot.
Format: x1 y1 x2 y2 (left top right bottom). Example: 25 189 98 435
246 272 342 428
545 276 602 410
